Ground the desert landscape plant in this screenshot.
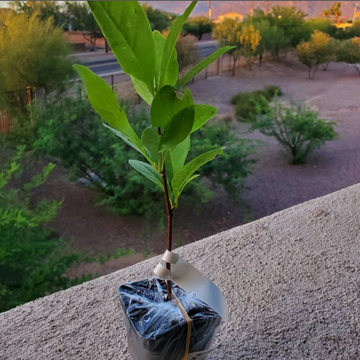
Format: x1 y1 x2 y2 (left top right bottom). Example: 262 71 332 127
251 97 337 164
336 37 360 75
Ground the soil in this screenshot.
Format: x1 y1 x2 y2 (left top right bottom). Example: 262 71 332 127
8 56 360 277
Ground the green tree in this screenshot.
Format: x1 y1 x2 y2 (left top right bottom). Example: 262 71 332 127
303 18 337 39
251 97 337 165
296 31 336 78
65 1 102 51
9 1 67 28
336 37 360 75
323 2 342 24
142 3 172 33
239 25 260 70
0 147 88 312
0 11 73 94
183 16 214 40
213 18 242 75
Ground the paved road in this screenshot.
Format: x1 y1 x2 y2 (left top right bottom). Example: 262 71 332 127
73 41 218 76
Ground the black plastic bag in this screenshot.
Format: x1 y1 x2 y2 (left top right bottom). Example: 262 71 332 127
119 278 222 360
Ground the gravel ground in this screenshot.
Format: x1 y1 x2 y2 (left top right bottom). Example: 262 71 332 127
2 183 360 360
190 56 360 218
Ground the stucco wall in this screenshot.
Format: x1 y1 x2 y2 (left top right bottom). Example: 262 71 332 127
1 184 360 359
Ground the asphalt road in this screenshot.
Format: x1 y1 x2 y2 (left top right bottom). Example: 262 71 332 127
76 41 218 76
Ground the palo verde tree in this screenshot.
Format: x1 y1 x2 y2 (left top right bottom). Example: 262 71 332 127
213 17 242 75
74 1 233 299
336 37 360 75
183 16 214 40
0 10 73 94
323 2 342 25
239 25 260 70
142 3 173 33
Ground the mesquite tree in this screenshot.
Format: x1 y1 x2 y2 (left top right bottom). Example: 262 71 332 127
74 1 233 299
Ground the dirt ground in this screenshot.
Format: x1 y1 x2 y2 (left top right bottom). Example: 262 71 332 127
17 56 360 277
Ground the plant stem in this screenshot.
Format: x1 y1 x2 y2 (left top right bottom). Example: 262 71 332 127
158 127 173 300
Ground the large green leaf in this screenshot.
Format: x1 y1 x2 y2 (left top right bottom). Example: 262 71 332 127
74 65 150 162
153 31 178 89
131 76 153 105
192 105 218 133
141 126 159 163
172 148 223 201
170 136 191 174
151 86 194 128
129 160 163 190
88 1 155 92
159 1 197 87
159 106 195 152
176 46 236 88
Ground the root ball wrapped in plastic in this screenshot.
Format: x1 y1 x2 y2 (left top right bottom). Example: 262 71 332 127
119 278 222 360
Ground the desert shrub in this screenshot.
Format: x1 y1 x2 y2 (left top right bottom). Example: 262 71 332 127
250 97 337 164
232 85 282 121
0 147 88 312
296 30 336 79
336 37 360 75
32 95 256 214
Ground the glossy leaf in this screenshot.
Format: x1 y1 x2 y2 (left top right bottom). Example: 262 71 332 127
131 76 153 105
74 65 150 162
129 160 163 190
170 136 191 174
88 1 155 91
160 1 197 87
159 106 195 152
141 126 159 163
177 46 236 88
153 31 178 89
172 148 223 201
192 105 218 133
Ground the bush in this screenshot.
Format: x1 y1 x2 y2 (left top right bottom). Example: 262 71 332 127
232 85 282 121
250 97 337 164
176 35 199 71
0 147 88 312
336 37 360 75
32 94 256 215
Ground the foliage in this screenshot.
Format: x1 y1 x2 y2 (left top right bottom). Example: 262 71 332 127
232 85 282 121
303 18 337 39
176 35 199 71
250 97 337 164
239 25 260 70
336 37 360 75
183 16 214 40
323 2 342 23
189 121 257 197
9 1 67 28
213 18 243 75
31 94 254 214
0 147 88 312
296 31 336 79
142 3 173 33
65 1 102 51
335 22 360 40
253 19 289 63
0 11 73 94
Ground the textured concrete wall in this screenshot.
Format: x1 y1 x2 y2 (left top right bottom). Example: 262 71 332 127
1 184 360 360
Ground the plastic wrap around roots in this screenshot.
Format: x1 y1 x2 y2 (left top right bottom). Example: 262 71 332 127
119 278 222 360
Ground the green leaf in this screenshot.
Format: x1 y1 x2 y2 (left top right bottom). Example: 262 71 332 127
192 105 218 133
159 106 195 152
160 1 197 87
172 148 223 202
129 160 163 190
151 86 194 128
153 31 178 89
178 174 200 195
170 136 191 174
177 46 236 88
88 1 155 92
141 126 159 163
74 65 150 163
131 76 153 105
